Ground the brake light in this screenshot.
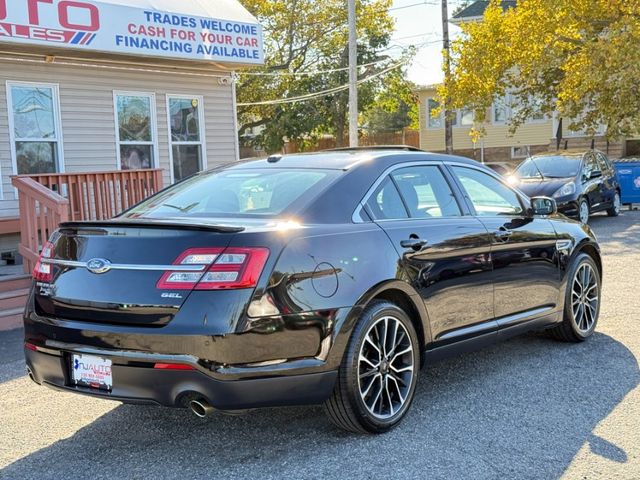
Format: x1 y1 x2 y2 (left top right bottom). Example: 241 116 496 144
33 241 54 282
156 247 269 291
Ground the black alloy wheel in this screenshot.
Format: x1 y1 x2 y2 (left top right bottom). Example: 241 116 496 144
549 253 601 342
324 301 420 433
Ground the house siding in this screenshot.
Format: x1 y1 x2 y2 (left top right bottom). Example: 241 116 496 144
418 89 552 154
0 57 237 219
417 88 627 160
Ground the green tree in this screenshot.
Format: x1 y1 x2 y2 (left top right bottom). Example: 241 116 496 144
363 72 419 134
438 0 640 139
238 0 414 151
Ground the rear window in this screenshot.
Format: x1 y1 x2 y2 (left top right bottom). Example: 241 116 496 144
122 168 338 219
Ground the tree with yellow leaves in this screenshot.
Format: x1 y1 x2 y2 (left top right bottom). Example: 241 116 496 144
438 0 640 140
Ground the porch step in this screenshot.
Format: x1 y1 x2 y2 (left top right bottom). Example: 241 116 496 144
0 274 32 293
0 307 25 332
0 288 30 310
0 276 31 331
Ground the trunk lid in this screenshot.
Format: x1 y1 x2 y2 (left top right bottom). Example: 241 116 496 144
34 220 244 327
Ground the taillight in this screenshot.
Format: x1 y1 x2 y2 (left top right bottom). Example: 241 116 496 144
156 247 269 291
33 241 54 282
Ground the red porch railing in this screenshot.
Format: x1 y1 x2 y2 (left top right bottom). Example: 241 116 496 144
12 169 164 273
21 169 164 221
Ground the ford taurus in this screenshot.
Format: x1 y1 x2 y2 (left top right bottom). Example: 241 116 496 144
23 148 602 433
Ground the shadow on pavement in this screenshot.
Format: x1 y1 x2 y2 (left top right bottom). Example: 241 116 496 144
1 331 638 479
0 328 25 384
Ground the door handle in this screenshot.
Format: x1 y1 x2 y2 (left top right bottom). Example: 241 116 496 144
494 228 512 241
400 237 429 251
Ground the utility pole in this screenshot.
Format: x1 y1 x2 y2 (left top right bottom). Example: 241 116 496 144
441 0 453 154
348 0 358 147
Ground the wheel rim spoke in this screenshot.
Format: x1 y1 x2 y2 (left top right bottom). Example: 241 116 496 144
357 315 415 420
571 263 598 333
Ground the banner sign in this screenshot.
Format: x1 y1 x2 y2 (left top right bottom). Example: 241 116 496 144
0 0 264 65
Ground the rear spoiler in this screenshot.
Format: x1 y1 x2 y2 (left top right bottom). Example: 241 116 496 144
58 218 245 233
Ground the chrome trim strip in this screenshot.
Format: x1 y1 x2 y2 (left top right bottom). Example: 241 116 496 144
41 340 204 368
42 258 206 272
495 306 555 328
351 159 529 223
437 319 498 341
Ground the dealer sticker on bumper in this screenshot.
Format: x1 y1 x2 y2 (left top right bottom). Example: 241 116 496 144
71 354 112 390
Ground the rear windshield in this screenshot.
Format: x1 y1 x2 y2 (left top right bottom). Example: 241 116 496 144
515 155 582 179
121 168 339 219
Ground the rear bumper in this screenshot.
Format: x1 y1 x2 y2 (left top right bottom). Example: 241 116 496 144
25 345 337 409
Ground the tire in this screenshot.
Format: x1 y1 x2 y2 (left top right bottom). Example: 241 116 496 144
548 253 601 342
607 191 621 217
578 198 590 224
323 300 420 434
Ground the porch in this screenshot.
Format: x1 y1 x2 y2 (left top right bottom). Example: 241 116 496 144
6 168 164 275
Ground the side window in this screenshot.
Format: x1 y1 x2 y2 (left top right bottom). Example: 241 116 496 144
582 154 599 179
365 177 408 220
452 166 524 216
391 166 461 218
596 153 612 174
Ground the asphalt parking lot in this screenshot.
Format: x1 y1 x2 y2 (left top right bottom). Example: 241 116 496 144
1 211 639 480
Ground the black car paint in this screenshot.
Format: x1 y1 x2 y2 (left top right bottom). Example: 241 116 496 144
24 151 601 410
516 150 620 218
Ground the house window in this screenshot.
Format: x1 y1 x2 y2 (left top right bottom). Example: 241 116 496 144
168 95 206 182
427 98 442 128
460 108 474 126
7 82 64 176
511 146 530 159
493 95 510 124
114 92 157 170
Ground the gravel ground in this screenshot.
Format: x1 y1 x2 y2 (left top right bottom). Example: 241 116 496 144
1 211 639 480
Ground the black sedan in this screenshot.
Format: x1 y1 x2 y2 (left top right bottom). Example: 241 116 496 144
510 150 621 224
24 149 602 433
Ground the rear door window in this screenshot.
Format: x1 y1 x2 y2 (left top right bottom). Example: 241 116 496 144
365 176 409 220
390 166 461 218
596 152 613 175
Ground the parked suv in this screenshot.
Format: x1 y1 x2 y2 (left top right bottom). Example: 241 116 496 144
511 150 621 223
24 149 602 433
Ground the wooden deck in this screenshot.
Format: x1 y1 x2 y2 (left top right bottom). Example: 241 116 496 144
11 168 164 274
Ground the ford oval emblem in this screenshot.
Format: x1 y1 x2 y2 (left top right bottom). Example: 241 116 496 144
86 258 112 274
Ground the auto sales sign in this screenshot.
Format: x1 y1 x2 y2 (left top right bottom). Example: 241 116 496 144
0 0 264 64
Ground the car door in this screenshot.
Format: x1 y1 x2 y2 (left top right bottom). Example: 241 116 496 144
363 164 495 346
595 151 618 208
447 165 560 326
582 153 604 210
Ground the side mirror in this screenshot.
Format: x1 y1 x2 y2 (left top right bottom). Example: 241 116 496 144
590 169 602 179
531 196 557 216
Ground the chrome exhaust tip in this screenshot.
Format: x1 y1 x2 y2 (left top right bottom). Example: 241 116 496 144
189 398 214 418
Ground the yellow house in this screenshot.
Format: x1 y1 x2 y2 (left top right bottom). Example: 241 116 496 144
418 0 632 164
417 85 625 164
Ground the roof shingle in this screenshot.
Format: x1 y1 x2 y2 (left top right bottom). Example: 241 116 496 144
452 1 517 20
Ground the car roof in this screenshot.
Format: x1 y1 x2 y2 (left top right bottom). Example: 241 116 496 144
226 149 481 171
529 149 600 159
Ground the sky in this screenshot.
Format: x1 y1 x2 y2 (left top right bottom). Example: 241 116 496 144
389 0 465 87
